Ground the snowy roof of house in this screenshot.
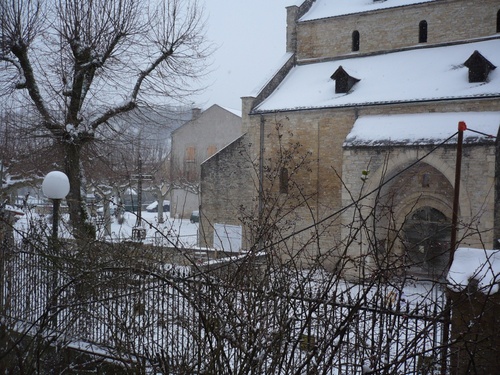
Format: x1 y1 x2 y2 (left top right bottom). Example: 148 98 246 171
171 104 241 136
447 248 500 295
344 112 500 147
222 106 242 118
254 39 500 113
300 0 437 21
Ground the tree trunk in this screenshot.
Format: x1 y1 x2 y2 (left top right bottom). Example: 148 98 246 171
64 142 96 240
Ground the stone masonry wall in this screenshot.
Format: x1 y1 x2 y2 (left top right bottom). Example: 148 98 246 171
340 99 499 279
170 105 242 218
240 109 356 266
200 135 255 249
296 0 500 60
243 99 499 274
232 0 500 272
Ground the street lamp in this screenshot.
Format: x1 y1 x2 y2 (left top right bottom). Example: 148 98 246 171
42 171 70 243
42 171 70 331
41 171 70 364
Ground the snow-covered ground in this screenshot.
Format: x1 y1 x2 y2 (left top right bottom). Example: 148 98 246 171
14 209 200 249
98 211 199 247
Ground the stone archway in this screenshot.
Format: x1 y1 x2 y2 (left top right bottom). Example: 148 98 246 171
374 161 455 280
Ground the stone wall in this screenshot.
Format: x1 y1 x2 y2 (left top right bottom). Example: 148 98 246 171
170 105 242 218
342 142 496 278
243 99 499 275
255 109 356 266
295 0 500 60
200 135 255 249
208 0 500 273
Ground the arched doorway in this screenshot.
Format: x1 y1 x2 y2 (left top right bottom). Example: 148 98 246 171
402 206 451 279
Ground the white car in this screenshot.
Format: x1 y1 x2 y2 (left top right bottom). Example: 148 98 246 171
146 200 170 212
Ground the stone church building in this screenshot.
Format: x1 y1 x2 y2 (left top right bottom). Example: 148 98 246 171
200 0 500 280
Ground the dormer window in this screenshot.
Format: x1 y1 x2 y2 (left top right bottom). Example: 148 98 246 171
331 66 360 94
464 50 496 82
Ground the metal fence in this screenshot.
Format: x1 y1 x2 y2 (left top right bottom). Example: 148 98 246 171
0 241 446 374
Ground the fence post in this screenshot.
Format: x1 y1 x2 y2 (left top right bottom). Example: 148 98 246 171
0 206 6 373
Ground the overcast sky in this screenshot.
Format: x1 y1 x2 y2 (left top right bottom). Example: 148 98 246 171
192 1 300 111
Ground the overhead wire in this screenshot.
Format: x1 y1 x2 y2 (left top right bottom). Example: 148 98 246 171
466 127 497 139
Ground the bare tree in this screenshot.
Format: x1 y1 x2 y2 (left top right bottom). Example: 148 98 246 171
1 105 58 202
0 0 211 239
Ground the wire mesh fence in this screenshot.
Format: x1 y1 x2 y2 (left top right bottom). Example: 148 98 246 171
0 240 447 374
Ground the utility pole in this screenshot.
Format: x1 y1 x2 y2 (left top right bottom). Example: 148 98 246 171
449 121 466 267
440 120 466 375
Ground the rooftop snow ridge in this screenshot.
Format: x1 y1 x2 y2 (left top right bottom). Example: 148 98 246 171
253 38 500 113
300 0 437 22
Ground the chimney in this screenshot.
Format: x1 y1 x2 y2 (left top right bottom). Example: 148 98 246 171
191 108 202 120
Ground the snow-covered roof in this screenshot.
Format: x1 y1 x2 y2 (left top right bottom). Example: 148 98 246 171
300 0 437 21
345 112 500 147
254 39 500 113
249 52 295 98
221 106 242 118
3 205 25 216
447 248 500 295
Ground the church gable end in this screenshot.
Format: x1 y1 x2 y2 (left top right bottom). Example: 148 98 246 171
464 50 496 83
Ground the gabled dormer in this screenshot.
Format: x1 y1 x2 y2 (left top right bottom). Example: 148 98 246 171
464 50 496 83
330 66 360 94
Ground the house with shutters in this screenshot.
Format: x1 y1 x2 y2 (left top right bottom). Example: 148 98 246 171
199 0 500 280
170 104 242 219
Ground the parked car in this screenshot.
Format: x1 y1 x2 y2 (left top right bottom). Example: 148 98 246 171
146 200 170 212
96 204 116 216
190 210 199 223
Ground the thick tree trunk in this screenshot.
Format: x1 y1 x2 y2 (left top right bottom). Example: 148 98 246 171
64 142 96 240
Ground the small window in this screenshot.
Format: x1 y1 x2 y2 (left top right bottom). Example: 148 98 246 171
419 20 428 43
352 30 360 52
185 146 196 163
207 145 217 158
422 173 430 188
280 167 289 194
497 10 500 33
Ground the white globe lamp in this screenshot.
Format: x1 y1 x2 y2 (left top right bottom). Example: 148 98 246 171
42 171 70 200
42 171 70 243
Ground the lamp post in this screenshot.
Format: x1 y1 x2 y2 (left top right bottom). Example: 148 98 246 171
42 171 70 330
42 171 70 245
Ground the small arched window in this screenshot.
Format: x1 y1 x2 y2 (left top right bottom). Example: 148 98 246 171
279 167 289 194
497 10 500 32
352 30 360 52
419 20 428 43
206 145 217 158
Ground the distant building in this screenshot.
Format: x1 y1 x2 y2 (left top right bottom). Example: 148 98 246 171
170 105 242 219
96 104 193 214
201 0 500 280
